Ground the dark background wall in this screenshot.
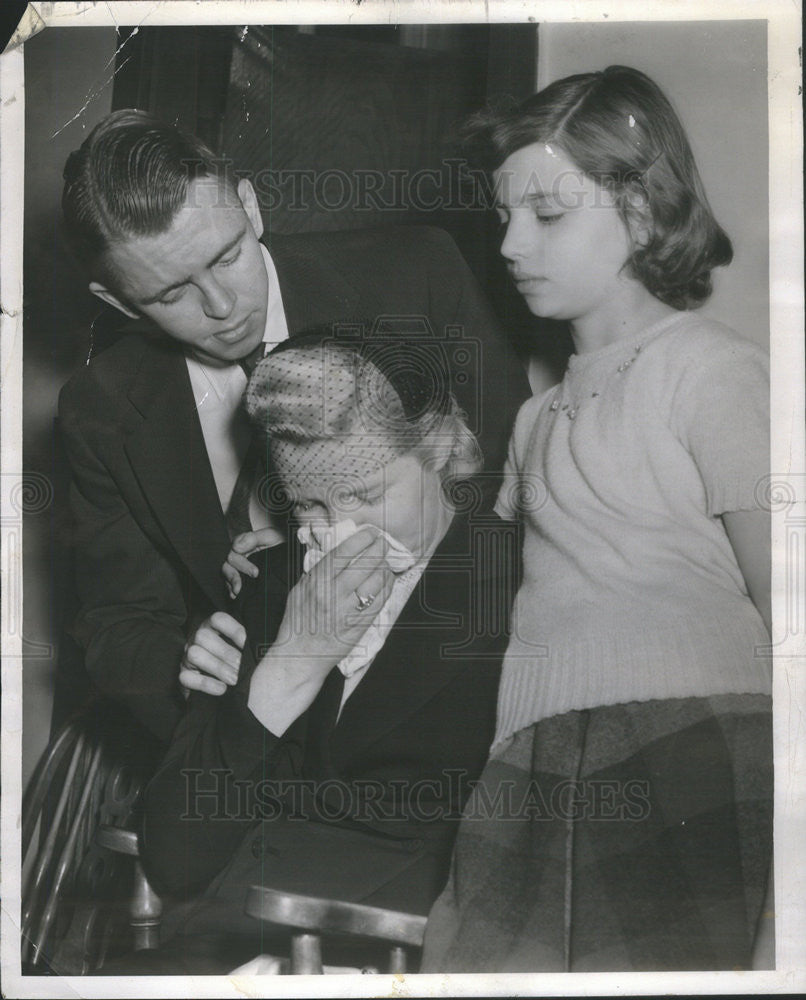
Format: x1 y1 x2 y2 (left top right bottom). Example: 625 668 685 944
22 27 119 788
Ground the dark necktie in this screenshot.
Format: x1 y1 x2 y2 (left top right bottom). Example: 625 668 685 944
225 344 266 538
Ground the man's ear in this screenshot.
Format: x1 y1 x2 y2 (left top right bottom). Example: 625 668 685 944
88 282 140 320
237 178 264 240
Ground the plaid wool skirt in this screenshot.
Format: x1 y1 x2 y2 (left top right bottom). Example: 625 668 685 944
422 693 773 972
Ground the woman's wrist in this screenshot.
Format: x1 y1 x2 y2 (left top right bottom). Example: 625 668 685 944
246 645 334 736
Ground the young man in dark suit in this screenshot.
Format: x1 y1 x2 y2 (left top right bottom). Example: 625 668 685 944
58 110 528 743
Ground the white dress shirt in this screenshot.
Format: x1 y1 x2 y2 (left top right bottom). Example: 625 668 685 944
185 244 289 536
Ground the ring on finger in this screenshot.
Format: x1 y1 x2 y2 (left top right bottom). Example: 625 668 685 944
355 590 376 611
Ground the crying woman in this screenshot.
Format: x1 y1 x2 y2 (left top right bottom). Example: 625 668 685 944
129 328 520 974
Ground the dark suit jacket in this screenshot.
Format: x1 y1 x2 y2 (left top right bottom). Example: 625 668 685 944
58 225 529 740
140 512 521 943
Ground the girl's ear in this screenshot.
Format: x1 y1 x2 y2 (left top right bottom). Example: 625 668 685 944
624 184 654 248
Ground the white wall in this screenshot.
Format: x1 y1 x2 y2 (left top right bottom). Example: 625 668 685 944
537 19 769 350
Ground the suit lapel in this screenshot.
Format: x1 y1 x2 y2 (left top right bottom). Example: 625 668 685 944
304 667 346 778
124 339 230 609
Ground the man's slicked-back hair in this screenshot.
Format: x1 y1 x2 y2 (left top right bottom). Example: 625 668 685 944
62 109 236 283
462 66 733 310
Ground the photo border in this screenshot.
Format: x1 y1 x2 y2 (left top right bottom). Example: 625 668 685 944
2 2 803 997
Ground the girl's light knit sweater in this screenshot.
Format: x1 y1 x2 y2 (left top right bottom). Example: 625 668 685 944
493 312 771 750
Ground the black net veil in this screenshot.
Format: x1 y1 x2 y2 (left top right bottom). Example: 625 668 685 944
244 324 454 480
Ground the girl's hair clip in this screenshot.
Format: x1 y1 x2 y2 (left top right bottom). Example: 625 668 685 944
638 150 664 180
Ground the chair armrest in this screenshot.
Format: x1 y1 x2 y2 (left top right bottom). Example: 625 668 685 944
96 826 140 857
245 887 427 948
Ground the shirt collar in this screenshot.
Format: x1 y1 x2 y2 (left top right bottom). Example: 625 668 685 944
260 242 290 351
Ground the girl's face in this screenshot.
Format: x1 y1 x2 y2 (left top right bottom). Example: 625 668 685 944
493 142 637 326
280 445 449 560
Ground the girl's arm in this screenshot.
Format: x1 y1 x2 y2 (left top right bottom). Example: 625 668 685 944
751 865 775 969
722 508 771 635
723 507 775 969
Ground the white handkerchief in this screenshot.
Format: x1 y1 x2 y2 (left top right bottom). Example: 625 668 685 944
296 519 422 678
297 519 416 574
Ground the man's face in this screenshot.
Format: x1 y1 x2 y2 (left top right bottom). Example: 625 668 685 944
91 177 269 364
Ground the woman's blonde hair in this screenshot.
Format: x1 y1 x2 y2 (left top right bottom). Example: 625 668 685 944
245 330 482 485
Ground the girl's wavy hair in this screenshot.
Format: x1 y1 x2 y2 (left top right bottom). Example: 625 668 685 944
463 65 732 309
62 109 236 288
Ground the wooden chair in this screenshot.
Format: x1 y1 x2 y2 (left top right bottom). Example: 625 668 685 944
244 887 427 974
94 826 427 975
21 709 154 974
26 711 427 976
95 827 163 953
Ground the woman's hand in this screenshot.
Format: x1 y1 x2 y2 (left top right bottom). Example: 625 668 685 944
223 527 284 599
247 526 394 735
179 611 245 697
276 525 395 661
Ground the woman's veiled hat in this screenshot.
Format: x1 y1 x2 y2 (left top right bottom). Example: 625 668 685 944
244 323 453 480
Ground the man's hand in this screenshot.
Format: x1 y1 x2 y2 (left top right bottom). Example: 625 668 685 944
179 611 246 696
223 527 283 599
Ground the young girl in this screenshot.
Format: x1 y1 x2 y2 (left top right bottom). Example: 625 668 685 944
423 65 772 972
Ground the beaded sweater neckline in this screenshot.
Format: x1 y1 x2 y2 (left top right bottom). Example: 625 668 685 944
551 312 688 420
566 311 687 374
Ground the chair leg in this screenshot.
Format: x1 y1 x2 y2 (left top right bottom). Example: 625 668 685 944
388 945 407 973
290 933 323 974
130 859 162 951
